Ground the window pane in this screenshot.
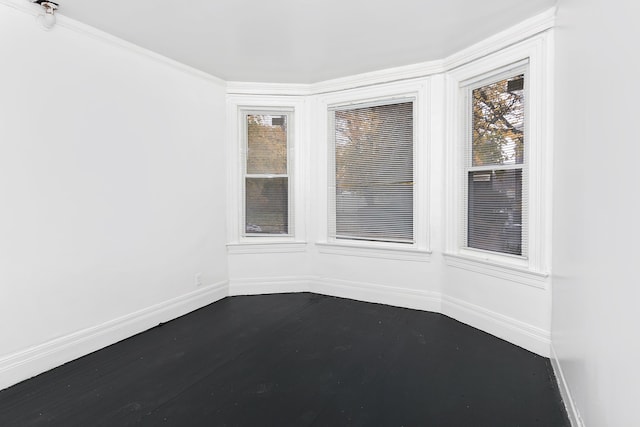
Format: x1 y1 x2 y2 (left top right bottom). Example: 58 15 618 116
245 177 288 234
334 102 413 243
247 115 287 174
467 169 522 255
336 184 413 242
472 75 525 167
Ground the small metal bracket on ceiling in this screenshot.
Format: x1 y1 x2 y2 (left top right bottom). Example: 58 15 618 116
30 0 59 30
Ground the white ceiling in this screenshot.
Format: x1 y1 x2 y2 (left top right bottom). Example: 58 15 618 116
55 0 556 83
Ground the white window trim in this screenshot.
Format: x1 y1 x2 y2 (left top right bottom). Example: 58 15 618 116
444 33 553 279
241 108 294 238
316 242 431 262
226 95 308 251
226 242 308 254
462 61 529 261
314 79 431 259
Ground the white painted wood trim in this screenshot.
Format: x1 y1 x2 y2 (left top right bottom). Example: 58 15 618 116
228 276 313 296
550 344 585 427
227 242 308 254
314 79 431 252
444 7 556 71
3 0 553 95
314 278 549 355
226 95 309 246
311 60 444 95
316 242 431 262
311 277 441 313
441 294 551 356
0 274 553 391
228 274 550 356
223 8 555 96
444 253 548 289
0 281 229 391
444 32 553 278
0 0 226 86
226 82 312 96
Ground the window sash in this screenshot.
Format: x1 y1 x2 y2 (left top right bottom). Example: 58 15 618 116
242 110 294 237
328 99 415 244
462 69 528 258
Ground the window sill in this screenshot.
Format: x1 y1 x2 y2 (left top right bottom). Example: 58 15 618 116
316 242 431 262
443 253 548 289
227 242 308 254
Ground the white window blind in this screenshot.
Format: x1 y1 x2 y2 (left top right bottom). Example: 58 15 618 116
464 72 527 256
329 100 414 243
244 112 292 236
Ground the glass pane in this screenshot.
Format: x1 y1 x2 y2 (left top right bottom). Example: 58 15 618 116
245 177 288 234
336 184 413 242
247 114 287 174
467 169 522 255
334 102 413 243
472 75 525 166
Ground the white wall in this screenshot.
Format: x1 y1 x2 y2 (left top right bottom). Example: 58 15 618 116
552 0 640 425
0 3 228 389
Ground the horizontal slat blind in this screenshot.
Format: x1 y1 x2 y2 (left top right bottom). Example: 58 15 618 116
329 101 414 243
465 74 527 256
245 177 288 234
244 114 290 235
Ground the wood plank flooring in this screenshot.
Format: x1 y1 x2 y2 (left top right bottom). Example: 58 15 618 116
0 293 569 426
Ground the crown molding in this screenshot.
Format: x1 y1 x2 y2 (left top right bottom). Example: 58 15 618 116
0 0 36 13
444 6 556 71
310 59 445 95
4 0 556 94
1 0 226 87
224 7 555 96
226 81 312 96
226 59 444 97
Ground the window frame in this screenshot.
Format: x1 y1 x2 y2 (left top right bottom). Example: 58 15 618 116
461 63 529 260
444 34 552 282
226 95 308 251
328 97 416 245
241 109 294 238
315 80 431 261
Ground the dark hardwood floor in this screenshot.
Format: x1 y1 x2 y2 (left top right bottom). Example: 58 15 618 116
0 293 569 426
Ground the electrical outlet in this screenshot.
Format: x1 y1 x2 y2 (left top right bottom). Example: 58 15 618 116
195 273 203 287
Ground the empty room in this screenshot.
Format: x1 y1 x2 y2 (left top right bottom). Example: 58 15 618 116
1 0 638 425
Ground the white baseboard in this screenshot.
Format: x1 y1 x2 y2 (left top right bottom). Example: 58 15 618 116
0 281 228 392
550 344 584 427
1 275 553 392
229 275 549 357
228 276 312 296
312 277 442 313
441 295 551 357
312 278 548 356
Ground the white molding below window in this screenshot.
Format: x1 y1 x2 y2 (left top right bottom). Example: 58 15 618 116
227 242 308 254
316 242 431 262
443 253 548 289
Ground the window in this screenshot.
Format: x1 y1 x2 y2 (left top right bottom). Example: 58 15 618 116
243 111 292 236
328 100 414 244
445 36 551 281
464 70 527 257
